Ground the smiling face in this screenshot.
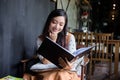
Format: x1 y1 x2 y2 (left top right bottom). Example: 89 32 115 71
42 9 67 46
48 16 65 34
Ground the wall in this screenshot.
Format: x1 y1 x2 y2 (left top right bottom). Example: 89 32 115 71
57 0 80 32
0 0 55 77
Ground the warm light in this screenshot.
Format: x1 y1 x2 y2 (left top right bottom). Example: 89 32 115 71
113 7 115 9
112 15 115 17
113 4 116 7
112 17 114 20
112 4 116 9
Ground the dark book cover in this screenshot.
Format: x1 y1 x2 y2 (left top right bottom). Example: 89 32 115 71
37 37 94 68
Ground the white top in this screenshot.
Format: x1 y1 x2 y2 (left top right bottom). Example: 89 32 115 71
30 33 84 75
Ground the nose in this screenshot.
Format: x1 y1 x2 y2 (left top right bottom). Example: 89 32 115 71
55 23 60 29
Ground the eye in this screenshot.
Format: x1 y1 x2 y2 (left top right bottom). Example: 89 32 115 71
60 22 65 26
60 24 63 26
52 20 57 24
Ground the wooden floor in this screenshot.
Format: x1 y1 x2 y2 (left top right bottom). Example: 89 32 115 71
87 62 120 80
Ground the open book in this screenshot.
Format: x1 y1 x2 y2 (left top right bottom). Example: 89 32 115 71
37 37 94 68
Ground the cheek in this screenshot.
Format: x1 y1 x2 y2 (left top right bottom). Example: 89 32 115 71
49 23 55 30
59 26 64 31
61 25 65 30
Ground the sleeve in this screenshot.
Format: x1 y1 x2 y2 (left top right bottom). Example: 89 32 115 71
67 34 77 53
36 38 44 61
36 38 42 49
67 34 85 76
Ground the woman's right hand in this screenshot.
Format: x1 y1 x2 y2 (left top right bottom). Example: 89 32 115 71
49 31 58 42
41 58 51 64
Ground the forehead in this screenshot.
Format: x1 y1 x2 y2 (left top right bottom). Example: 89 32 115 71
52 16 65 23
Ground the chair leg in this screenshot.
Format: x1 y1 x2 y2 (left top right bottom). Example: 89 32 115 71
23 73 31 80
31 76 36 80
81 65 85 80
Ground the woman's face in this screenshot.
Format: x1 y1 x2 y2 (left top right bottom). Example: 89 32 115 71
49 16 65 34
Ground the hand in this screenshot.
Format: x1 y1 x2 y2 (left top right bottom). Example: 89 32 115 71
58 57 73 70
41 58 51 64
49 31 58 42
84 56 89 65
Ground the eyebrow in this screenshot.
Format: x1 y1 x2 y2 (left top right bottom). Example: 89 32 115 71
52 18 65 24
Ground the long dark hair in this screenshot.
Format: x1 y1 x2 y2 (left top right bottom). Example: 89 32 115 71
41 9 68 47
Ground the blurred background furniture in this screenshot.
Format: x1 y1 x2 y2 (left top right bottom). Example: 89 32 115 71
89 33 114 80
72 32 120 80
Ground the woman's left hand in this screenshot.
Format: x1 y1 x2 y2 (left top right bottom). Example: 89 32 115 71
58 57 73 70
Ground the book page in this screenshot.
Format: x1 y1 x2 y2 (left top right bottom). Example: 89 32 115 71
73 46 94 56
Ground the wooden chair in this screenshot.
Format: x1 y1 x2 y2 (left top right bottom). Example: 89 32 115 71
73 32 94 80
21 55 39 73
20 32 92 80
107 40 120 80
89 33 114 80
21 54 90 80
73 32 87 46
72 32 94 47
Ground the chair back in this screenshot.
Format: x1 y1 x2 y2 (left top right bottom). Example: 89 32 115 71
92 33 113 60
73 32 94 48
89 33 114 80
73 32 87 46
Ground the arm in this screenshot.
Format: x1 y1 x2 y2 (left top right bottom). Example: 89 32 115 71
37 37 51 64
66 32 89 78
65 32 77 53
58 32 77 69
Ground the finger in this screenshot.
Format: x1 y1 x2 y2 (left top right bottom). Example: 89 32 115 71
58 57 67 67
65 58 69 65
70 57 78 63
49 32 57 42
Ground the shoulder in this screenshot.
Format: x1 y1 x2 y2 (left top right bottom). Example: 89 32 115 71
66 32 74 37
66 32 73 36
37 35 44 48
66 32 75 40
66 32 76 45
38 35 44 41
37 34 46 41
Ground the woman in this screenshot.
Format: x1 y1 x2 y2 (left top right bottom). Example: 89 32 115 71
23 9 87 80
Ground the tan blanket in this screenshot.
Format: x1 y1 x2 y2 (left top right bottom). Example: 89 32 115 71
23 69 81 80
39 69 80 80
